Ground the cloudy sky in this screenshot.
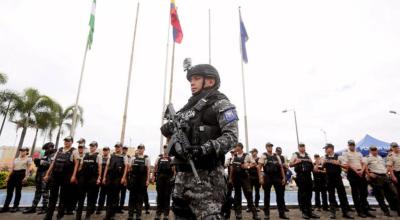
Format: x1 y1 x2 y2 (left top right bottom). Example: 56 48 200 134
1 0 400 162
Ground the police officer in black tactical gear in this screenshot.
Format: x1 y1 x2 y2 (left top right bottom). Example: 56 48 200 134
23 142 56 214
275 146 290 212
289 143 319 219
42 136 80 220
229 143 260 220
102 142 129 220
312 154 328 211
248 148 261 212
258 142 289 220
127 144 150 220
66 138 86 215
96 147 110 214
152 145 175 220
321 144 353 219
118 146 130 214
76 141 102 220
161 61 239 219
222 149 236 219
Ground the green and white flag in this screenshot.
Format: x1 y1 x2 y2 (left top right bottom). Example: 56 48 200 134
88 0 96 49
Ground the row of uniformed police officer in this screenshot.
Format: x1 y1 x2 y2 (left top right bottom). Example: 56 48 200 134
0 136 174 220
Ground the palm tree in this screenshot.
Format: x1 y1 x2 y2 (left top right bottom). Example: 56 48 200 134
9 88 58 157
0 90 18 137
0 72 7 85
52 104 84 149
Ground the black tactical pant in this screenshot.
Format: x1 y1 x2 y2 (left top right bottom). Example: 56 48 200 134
369 174 400 215
249 174 261 208
313 176 328 209
144 186 150 211
67 178 79 212
296 172 313 214
97 183 108 211
156 175 172 216
76 176 99 217
394 171 400 204
120 185 127 210
3 170 25 209
31 171 49 208
221 179 234 219
128 175 147 218
347 170 369 214
327 174 350 214
44 172 73 220
263 174 285 216
233 172 256 215
105 177 123 219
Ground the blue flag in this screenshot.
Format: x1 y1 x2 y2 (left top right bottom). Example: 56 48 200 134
239 11 249 63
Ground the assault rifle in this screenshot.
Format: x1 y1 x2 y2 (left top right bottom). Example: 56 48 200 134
164 103 201 184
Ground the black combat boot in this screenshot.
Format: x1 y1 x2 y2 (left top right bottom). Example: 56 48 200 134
342 211 354 219
252 208 261 220
279 212 289 219
23 206 37 214
37 206 48 214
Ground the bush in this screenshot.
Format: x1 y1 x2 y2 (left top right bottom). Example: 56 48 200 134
0 171 9 189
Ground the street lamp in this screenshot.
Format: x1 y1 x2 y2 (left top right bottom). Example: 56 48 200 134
282 109 300 146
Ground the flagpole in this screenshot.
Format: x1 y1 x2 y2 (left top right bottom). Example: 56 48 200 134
159 12 171 153
167 42 176 104
239 7 249 153
208 8 212 64
70 40 89 138
120 2 140 145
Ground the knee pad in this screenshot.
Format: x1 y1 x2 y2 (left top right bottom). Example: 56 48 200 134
172 197 195 219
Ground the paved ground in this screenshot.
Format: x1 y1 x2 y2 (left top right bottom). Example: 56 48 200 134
0 208 396 220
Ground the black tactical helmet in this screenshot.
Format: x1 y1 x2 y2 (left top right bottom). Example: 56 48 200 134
186 64 220 89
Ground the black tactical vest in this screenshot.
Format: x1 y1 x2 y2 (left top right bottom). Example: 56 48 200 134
131 155 147 176
182 96 224 169
81 152 99 177
53 147 75 173
294 152 313 174
248 157 259 176
323 154 342 175
263 153 281 175
108 153 125 179
37 154 52 173
232 153 247 174
157 155 173 176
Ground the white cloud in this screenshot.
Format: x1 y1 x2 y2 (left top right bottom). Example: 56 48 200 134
1 0 400 163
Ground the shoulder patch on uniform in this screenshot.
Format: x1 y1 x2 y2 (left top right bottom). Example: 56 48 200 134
223 109 238 123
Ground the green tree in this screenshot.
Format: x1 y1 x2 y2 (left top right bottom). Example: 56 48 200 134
0 90 19 137
9 88 58 157
0 72 7 85
52 105 84 149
